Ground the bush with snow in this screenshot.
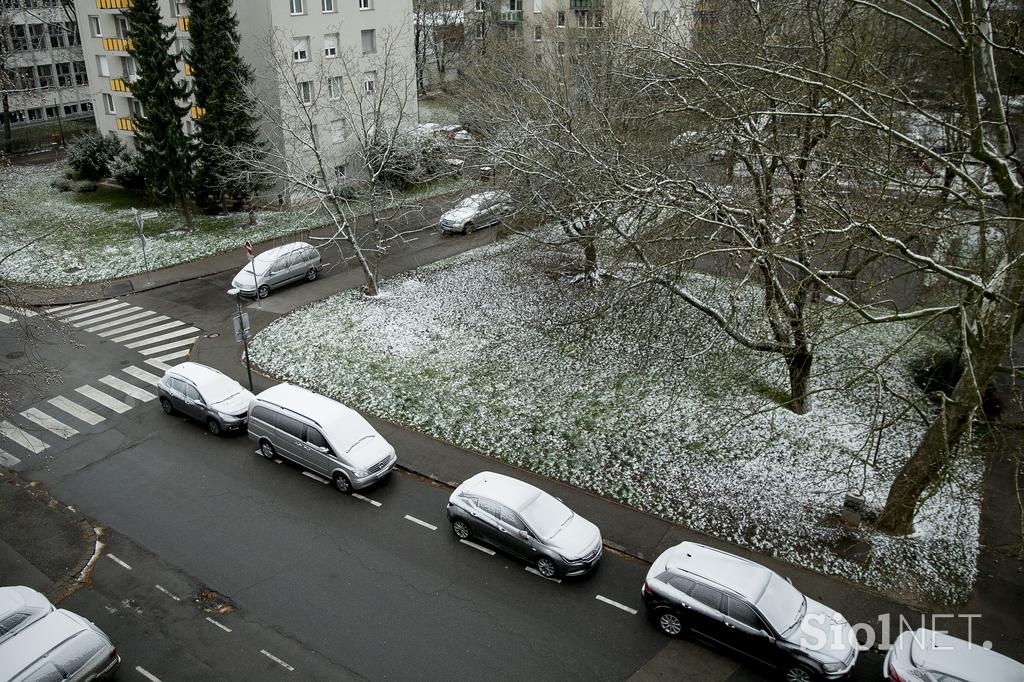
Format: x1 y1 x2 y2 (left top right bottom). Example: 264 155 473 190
65 133 125 181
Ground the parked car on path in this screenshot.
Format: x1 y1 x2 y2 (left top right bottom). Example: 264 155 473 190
447 471 603 579
438 191 512 234
158 362 254 435
247 383 397 493
885 628 1024 682
230 241 323 299
0 586 119 681
643 542 857 681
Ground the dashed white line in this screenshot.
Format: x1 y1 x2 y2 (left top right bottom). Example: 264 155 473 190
123 366 163 386
48 396 105 425
124 326 201 349
0 421 49 454
135 666 162 681
595 594 638 614
99 375 157 402
154 585 181 602
205 616 232 632
302 471 329 484
525 566 562 583
106 554 132 570
71 305 142 328
404 515 437 531
351 493 382 507
76 385 131 413
459 539 496 555
20 408 78 439
260 649 295 672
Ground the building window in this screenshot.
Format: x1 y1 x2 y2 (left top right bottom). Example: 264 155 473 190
358 0 372 10
324 33 338 57
115 16 129 39
362 70 375 93
66 21 80 45
47 23 65 47
556 11 565 27
290 0 305 14
74 61 88 85
328 76 342 100
122 56 138 79
331 122 348 144
27 108 43 121
293 37 309 61
37 64 53 88
534 26 541 41
534 52 542 65
88 15 102 37
56 62 72 87
361 29 375 54
17 67 37 90
297 80 313 104
97 55 110 77
534 0 541 11
557 40 564 54
474 0 484 10
175 1 187 16
476 21 485 39
322 0 335 10
64 104 79 115
577 10 585 26
10 25 27 51
29 24 45 50
81 101 93 112
46 105 58 118
103 93 115 114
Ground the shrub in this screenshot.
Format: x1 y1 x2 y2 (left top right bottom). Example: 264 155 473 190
66 133 125 181
331 179 362 201
367 131 452 190
109 150 145 190
51 177 74 192
911 346 1001 417
71 180 98 192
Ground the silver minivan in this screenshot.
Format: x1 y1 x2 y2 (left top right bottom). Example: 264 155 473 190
231 241 323 299
247 383 397 493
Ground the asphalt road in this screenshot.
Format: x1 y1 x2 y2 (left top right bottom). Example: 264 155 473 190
0 224 892 681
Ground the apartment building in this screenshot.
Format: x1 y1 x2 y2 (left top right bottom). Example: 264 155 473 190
1 0 93 129
74 0 416 183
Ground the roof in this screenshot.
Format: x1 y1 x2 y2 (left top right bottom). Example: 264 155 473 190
255 383 378 452
460 471 542 513
0 587 49 619
0 610 89 680
911 629 1024 680
663 542 773 603
167 362 228 385
254 241 313 265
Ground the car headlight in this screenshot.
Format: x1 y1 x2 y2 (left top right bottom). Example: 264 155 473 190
822 661 845 672
354 468 370 477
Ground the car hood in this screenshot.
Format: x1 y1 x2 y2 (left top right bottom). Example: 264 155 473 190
209 390 254 416
441 207 476 223
544 514 601 559
786 598 856 665
232 265 266 288
909 629 1024 681
344 437 395 469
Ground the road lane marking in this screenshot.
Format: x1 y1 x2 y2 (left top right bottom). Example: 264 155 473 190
302 471 329 484
0 312 12 324
51 299 116 317
106 554 132 570
76 385 131 414
124 326 201 349
0 421 49 454
123 366 163 386
111 320 185 343
63 301 129 323
48 396 105 425
139 337 199 356
154 585 181 602
20 408 78 439
404 515 437 530
459 539 495 555
44 304 76 313
135 666 161 681
0 448 21 467
260 649 294 672
351 493 381 507
274 459 283 464
92 312 165 335
596 595 638 614
71 305 141 328
0 305 38 318
99 375 157 402
206 617 232 632
144 358 173 372
525 567 562 583
152 349 190 363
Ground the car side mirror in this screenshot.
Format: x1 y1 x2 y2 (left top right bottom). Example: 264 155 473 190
761 631 775 643
316 446 330 454
518 530 530 540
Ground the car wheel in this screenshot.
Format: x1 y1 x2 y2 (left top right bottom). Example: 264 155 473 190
463 222 474 235
656 609 685 637
259 440 276 459
207 419 221 436
536 556 559 579
782 666 815 682
306 268 318 281
160 398 174 415
332 472 352 494
257 284 270 299
451 519 471 540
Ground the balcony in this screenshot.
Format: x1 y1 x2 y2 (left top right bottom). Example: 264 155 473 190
569 0 600 8
116 117 136 132
178 17 189 31
497 9 523 22
96 0 132 8
102 37 132 52
109 78 130 92
190 106 206 119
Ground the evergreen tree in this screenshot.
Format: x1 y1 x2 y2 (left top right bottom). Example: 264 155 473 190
188 0 265 212
124 0 195 229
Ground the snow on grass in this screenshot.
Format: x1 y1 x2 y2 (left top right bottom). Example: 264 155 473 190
249 237 981 606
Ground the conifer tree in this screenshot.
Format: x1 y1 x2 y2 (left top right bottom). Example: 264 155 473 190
188 0 265 211
125 0 195 229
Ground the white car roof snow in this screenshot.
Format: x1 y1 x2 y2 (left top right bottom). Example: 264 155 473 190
910 629 1024 681
166 361 229 385
457 471 544 513
0 586 50 621
0 609 102 681
255 383 382 454
253 241 314 266
658 541 773 603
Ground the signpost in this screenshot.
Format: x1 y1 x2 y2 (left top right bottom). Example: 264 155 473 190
244 239 260 309
228 288 255 391
132 208 159 284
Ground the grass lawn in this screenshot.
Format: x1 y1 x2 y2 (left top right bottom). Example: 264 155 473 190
248 236 982 606
0 162 471 286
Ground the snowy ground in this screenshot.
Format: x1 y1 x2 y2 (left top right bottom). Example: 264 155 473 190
0 163 466 286
248 237 982 606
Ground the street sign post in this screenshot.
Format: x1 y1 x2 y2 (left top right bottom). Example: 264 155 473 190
232 312 250 342
244 240 260 308
133 208 159 284
228 288 255 391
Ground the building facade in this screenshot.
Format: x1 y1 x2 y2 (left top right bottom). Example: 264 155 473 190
1 1 93 129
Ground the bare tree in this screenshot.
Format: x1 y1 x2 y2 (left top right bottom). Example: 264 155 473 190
414 0 464 95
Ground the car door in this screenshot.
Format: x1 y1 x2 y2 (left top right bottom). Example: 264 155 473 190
302 425 335 477
181 383 206 421
165 377 189 412
685 582 731 645
283 251 304 283
269 257 289 287
724 596 780 669
472 496 505 548
273 413 310 467
492 503 533 558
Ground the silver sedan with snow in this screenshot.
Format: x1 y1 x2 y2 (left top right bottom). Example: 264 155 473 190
446 471 603 579
438 191 512 234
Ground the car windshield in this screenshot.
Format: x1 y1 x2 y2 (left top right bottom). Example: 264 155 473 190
756 573 806 636
455 197 481 211
519 492 573 540
200 378 242 404
241 255 274 277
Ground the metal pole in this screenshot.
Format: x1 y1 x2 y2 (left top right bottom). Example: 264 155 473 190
252 256 261 309
235 292 254 391
53 97 65 148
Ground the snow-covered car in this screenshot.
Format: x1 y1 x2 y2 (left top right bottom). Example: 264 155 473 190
230 241 323 299
0 586 53 645
158 362 254 435
643 542 857 681
885 628 1024 682
446 471 603 579
438 191 513 234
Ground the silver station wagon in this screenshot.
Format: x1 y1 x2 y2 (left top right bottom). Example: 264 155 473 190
231 241 323 299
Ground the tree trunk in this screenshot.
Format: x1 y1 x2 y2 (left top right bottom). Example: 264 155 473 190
583 238 598 283
180 194 194 231
2 93 12 154
785 346 813 415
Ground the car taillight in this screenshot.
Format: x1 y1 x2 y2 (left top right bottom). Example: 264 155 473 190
108 647 117 659
319 254 324 265
887 660 909 682
642 581 653 596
